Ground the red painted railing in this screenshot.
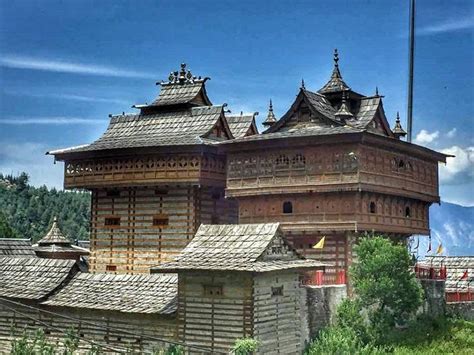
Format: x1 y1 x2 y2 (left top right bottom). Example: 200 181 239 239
302 270 346 286
446 291 473 303
414 265 447 280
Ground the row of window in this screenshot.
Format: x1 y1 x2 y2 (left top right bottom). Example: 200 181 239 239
104 215 170 227
264 201 416 218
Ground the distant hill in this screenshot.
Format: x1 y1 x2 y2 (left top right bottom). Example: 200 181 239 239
412 201 474 258
0 173 90 241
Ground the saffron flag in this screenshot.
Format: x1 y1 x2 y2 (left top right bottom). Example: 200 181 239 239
312 237 325 249
460 270 468 281
436 243 443 255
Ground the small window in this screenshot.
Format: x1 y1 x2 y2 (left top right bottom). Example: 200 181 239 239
204 285 223 297
398 160 405 169
405 207 411 218
106 189 120 197
106 265 117 272
153 214 169 227
369 202 376 214
283 201 293 214
271 286 283 297
105 217 120 226
155 189 168 195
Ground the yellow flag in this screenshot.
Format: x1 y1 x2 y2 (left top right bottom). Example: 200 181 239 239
312 237 325 249
436 243 443 255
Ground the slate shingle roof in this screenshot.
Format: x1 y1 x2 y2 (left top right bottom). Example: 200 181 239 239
152 223 325 273
150 82 208 107
0 239 36 258
348 97 382 129
420 256 474 292
0 257 76 300
225 114 257 138
49 106 227 155
38 218 70 246
43 273 177 314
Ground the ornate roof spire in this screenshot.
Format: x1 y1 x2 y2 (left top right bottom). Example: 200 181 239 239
165 63 204 85
392 111 407 139
301 78 306 90
263 99 277 127
375 86 379 96
318 49 350 94
334 90 354 122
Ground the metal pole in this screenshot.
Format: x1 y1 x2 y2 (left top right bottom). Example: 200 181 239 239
407 0 415 142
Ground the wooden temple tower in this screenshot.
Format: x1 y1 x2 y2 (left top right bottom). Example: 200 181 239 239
223 50 447 280
49 64 257 274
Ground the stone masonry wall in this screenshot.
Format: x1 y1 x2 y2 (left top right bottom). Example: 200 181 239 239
301 285 347 344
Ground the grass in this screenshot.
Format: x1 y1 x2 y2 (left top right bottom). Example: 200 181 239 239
388 317 474 355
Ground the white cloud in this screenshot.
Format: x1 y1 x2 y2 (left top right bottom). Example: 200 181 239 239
0 55 155 79
0 142 63 189
0 117 105 125
418 16 474 36
4 90 129 105
414 129 439 145
446 128 457 138
439 146 474 184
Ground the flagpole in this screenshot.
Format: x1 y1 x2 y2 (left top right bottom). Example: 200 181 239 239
407 0 416 142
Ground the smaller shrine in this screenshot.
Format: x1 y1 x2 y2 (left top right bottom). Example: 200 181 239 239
33 217 89 264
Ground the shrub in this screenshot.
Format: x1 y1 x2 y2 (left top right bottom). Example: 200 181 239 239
232 337 259 355
305 326 386 355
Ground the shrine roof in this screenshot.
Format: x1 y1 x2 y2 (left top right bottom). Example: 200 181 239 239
0 239 36 258
37 217 70 246
225 113 258 138
0 257 77 300
151 223 325 273
48 105 230 156
43 273 177 314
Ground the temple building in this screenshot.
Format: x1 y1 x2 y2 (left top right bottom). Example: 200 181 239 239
223 50 447 280
49 64 250 274
48 53 447 281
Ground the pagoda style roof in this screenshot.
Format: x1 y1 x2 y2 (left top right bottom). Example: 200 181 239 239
33 217 89 256
225 113 258 138
151 223 325 273
318 49 350 94
49 105 233 157
37 217 70 246
0 257 77 300
0 238 36 258
43 273 177 314
136 63 212 110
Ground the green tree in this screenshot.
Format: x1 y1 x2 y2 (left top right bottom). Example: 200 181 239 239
0 211 17 238
350 236 424 334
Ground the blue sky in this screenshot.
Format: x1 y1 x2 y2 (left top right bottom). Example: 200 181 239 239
0 0 473 205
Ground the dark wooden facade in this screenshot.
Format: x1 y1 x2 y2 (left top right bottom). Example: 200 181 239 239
50 56 447 280
223 51 447 281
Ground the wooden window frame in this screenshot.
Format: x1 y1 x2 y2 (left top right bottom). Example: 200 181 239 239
203 285 223 297
283 201 293 214
152 214 169 228
271 286 284 297
104 216 121 227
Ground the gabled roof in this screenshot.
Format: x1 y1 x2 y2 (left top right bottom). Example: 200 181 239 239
43 273 177 314
0 238 36 257
151 223 325 273
0 257 77 300
48 105 232 156
225 113 258 138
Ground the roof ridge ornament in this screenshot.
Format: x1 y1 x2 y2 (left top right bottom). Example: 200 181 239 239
263 99 277 127
161 63 208 86
301 78 306 90
392 111 407 139
334 90 354 123
332 48 341 78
